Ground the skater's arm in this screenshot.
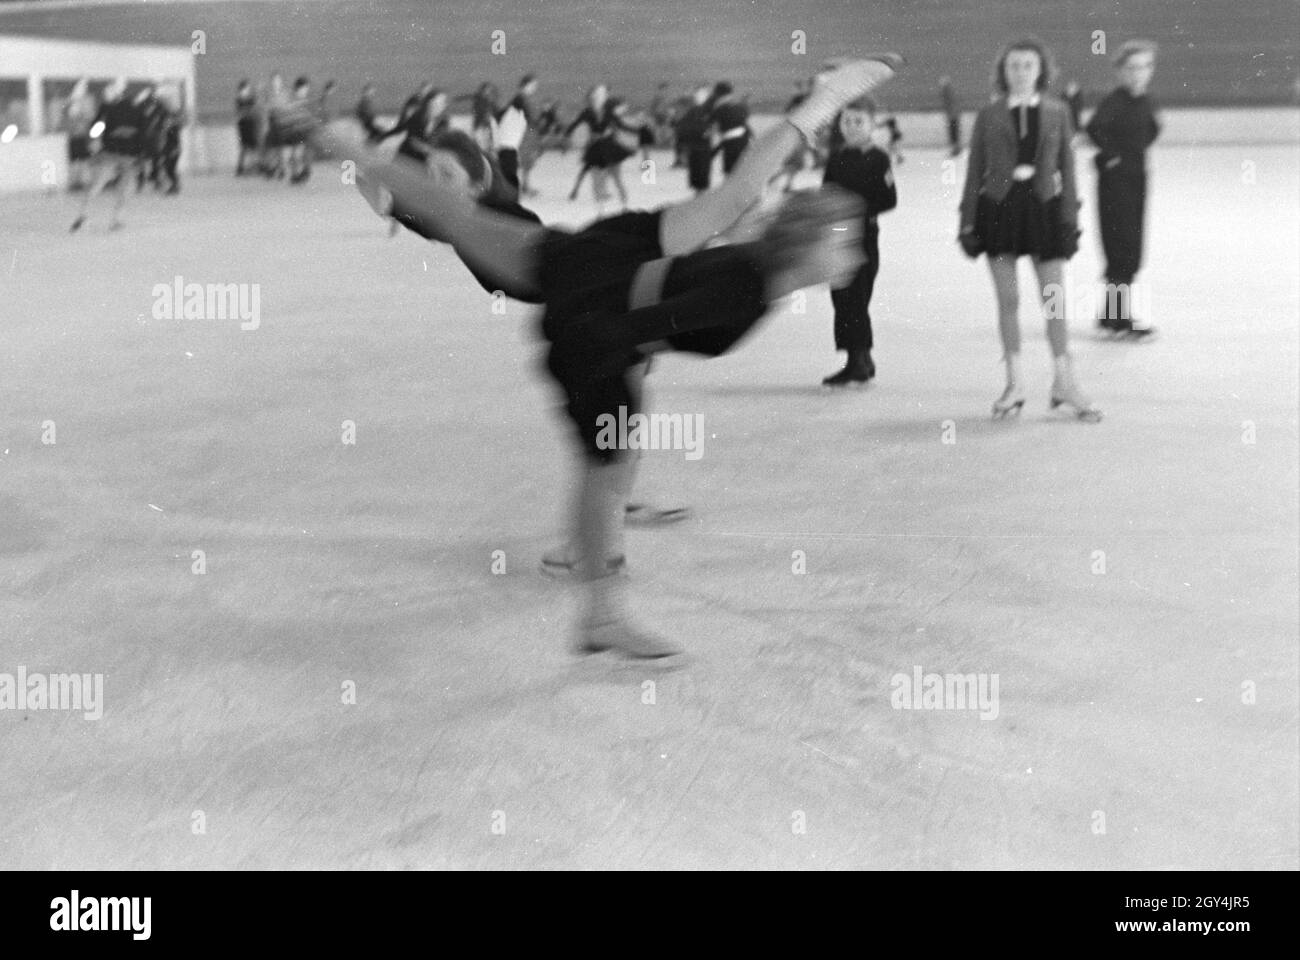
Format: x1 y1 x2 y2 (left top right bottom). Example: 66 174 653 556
563 108 591 139
958 108 986 234
1083 94 1116 152
1057 107 1079 230
870 151 898 215
311 121 546 298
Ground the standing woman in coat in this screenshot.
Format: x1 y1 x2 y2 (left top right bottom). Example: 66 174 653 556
959 37 1100 422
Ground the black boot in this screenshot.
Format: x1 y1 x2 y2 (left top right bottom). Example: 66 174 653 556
822 351 874 387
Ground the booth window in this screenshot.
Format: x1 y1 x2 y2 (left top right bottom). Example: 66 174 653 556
0 79 31 136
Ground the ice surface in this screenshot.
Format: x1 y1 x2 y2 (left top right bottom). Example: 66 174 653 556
1 143 1296 869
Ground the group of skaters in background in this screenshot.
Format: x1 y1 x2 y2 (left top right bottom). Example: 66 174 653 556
235 73 334 182
66 78 186 232
68 40 1161 418
64 78 186 198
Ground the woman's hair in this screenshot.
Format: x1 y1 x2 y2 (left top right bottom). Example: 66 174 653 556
844 94 878 115
427 129 519 205
752 186 864 277
1113 38 1158 67
992 36 1056 93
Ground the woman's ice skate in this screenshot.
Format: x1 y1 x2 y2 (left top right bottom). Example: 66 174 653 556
992 384 1026 419
573 616 683 659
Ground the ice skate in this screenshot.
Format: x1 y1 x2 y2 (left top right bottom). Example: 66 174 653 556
822 352 874 387
992 354 1025 419
540 541 626 579
624 502 693 527
572 615 683 659
1122 322 1158 343
1050 356 1102 422
992 384 1026 419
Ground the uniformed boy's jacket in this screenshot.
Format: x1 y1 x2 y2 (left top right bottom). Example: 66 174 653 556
960 95 1079 232
1085 89 1160 169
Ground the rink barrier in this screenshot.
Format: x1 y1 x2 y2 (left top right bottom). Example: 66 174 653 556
2 107 1297 192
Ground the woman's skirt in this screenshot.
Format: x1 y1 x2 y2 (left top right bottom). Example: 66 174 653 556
974 181 1071 260
582 135 633 169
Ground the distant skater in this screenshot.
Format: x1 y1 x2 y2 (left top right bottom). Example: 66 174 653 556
939 75 961 155
70 79 145 232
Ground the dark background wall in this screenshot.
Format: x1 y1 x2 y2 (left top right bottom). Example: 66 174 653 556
1 0 1297 119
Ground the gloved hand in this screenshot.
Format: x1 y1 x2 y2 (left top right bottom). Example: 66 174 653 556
958 231 983 259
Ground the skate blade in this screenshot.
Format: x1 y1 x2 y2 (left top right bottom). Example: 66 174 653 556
624 506 693 527
1050 399 1103 423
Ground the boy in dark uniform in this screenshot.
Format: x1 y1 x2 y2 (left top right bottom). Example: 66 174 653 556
674 85 714 193
710 81 751 174
820 95 897 385
1086 40 1160 338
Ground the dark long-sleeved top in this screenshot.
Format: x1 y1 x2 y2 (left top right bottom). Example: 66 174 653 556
565 103 638 142
674 104 712 148
823 144 897 242
960 95 1078 232
711 99 749 136
564 104 613 138
1085 88 1160 169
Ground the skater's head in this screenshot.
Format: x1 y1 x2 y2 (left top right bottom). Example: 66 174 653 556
712 81 734 103
994 37 1055 97
588 84 608 109
692 85 711 106
519 74 539 97
1114 40 1157 96
294 76 311 98
751 186 866 296
835 95 877 150
423 129 518 207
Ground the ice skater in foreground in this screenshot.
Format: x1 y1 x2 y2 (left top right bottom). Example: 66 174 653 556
280 56 901 658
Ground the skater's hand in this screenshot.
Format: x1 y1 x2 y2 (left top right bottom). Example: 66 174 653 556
958 230 982 259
